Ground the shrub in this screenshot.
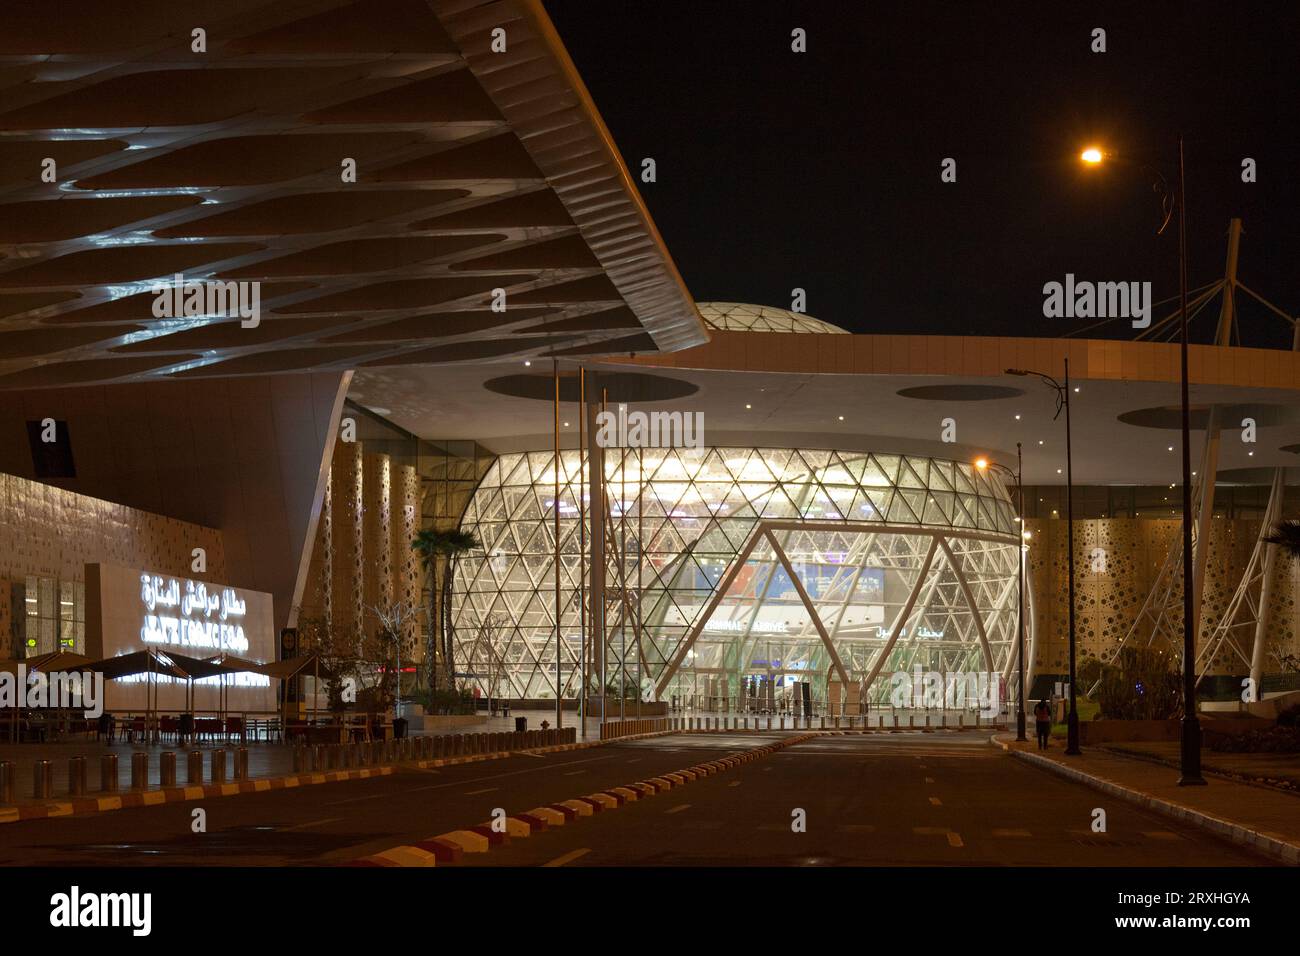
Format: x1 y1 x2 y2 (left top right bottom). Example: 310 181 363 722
1094 647 1182 720
1207 726 1300 753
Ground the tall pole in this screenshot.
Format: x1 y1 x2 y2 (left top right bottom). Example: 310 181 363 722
587 381 606 731
553 360 563 731
1177 137 1205 785
636 444 644 718
1016 441 1027 742
1064 357 1080 756
578 368 587 736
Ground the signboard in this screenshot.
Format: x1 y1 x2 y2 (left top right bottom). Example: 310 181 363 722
85 563 275 713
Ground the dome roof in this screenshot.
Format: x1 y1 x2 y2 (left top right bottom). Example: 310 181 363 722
697 301 849 334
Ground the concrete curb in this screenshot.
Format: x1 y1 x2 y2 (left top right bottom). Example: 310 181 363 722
0 731 679 825
0 766 396 824
350 733 817 866
990 734 1300 866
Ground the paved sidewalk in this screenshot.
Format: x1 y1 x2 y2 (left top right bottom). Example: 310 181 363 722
993 734 1300 864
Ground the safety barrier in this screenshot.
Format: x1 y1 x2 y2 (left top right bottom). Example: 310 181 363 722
0 727 592 806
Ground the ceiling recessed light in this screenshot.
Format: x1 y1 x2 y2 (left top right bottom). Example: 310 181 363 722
1014 414 1021 420
837 415 844 421
745 404 752 409
524 360 531 367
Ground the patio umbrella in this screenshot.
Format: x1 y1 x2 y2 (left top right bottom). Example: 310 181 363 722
202 654 270 721
83 649 190 737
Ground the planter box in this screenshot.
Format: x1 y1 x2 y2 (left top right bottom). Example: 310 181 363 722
1078 717 1271 745
405 714 487 733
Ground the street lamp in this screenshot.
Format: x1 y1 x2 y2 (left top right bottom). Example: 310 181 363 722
976 444 1027 741
1006 363 1080 755
1079 142 1204 785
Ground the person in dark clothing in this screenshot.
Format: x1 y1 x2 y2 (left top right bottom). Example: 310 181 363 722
1033 698 1052 750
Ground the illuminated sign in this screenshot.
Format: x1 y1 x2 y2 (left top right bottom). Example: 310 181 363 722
704 619 789 635
86 563 275 713
138 574 250 654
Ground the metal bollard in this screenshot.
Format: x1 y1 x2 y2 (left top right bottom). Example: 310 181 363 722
235 748 249 780
160 751 177 787
0 761 13 803
131 752 148 790
100 754 119 792
67 756 87 796
187 750 203 785
210 749 226 784
33 760 54 799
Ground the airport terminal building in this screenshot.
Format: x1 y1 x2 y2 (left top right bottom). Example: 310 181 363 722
0 0 1297 717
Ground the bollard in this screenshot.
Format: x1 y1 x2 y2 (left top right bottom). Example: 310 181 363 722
211 749 227 784
187 750 203 785
292 746 306 773
99 754 118 793
67 756 87 796
160 751 177 787
131 752 148 790
0 761 13 803
767 716 773 731
33 760 54 799
235 748 249 781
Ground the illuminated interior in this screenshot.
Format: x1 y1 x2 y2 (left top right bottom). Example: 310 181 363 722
452 447 1028 709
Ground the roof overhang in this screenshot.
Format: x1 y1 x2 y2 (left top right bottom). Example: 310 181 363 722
0 0 706 391
350 332 1300 487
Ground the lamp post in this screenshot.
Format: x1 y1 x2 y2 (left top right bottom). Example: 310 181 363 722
1006 363 1079 755
1079 142 1203 784
976 444 1027 741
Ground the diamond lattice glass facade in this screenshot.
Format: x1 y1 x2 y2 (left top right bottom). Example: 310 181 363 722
451 447 1027 708
697 302 849 334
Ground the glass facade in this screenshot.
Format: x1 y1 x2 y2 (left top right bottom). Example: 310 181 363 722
23 576 84 657
451 447 1024 707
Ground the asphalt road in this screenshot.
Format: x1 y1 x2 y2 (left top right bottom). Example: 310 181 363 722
0 732 1271 867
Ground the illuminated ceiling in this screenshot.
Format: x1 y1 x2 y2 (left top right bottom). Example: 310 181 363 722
0 0 705 390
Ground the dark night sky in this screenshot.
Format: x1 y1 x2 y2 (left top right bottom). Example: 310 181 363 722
546 0 1300 344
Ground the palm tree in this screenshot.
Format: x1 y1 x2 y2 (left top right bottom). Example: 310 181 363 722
412 528 481 694
1264 519 1300 560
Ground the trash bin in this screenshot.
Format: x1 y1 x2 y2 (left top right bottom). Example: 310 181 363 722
392 717 408 739
514 716 527 733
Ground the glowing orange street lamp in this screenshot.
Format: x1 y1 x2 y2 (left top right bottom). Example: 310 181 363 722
1080 146 1104 165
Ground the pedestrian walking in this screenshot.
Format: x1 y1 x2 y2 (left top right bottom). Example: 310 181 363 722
1033 698 1052 750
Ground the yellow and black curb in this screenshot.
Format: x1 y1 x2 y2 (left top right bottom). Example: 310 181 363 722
0 730 682 825
350 733 816 867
